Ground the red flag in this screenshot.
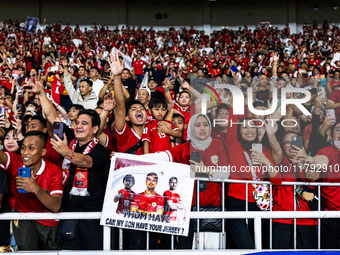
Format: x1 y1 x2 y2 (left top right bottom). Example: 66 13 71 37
49 75 64 105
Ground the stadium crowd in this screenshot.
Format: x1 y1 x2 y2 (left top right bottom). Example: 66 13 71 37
0 18 339 250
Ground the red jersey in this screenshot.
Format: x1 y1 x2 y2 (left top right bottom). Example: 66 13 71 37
141 119 178 153
316 145 340 211
116 188 136 214
165 139 229 206
225 107 281 202
132 60 147 75
329 79 340 91
163 190 182 221
272 156 317 225
44 136 63 167
114 122 143 155
328 90 340 121
4 152 63 226
132 191 164 213
211 128 227 142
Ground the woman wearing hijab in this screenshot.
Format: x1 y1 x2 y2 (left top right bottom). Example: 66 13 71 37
224 106 281 249
141 113 229 248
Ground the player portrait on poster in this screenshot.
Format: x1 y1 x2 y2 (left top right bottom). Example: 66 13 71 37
100 153 194 236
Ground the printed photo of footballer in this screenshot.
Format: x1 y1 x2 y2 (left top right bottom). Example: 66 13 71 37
163 177 185 223
130 172 165 216
113 174 136 214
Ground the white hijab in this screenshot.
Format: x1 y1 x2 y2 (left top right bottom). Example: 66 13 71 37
187 114 212 151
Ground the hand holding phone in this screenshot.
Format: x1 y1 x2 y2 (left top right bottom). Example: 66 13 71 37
52 122 64 140
291 136 303 151
18 167 31 193
190 151 201 163
251 143 263 165
0 107 5 121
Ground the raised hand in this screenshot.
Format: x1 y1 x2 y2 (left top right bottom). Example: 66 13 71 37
103 92 116 112
108 51 125 76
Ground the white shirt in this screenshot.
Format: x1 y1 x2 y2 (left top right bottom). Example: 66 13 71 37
91 78 104 98
72 39 82 48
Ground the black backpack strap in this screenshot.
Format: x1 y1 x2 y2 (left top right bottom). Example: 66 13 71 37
124 139 143 154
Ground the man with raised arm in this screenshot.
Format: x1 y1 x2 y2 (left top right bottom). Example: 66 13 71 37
0 131 63 250
107 51 147 155
22 81 108 250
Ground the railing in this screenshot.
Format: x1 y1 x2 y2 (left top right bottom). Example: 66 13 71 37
0 179 339 252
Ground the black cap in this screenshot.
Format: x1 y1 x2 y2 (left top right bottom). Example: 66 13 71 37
148 76 156 82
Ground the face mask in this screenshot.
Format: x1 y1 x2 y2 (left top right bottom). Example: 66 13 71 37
334 140 340 149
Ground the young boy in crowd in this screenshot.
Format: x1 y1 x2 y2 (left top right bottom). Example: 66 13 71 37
142 97 182 153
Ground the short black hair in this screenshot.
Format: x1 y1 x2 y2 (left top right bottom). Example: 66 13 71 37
30 115 47 129
172 113 185 122
24 131 47 149
216 103 230 115
122 68 131 74
123 174 135 186
169 176 178 183
91 66 100 73
78 109 101 131
148 97 167 110
277 77 286 83
69 104 85 112
178 90 191 99
253 101 266 108
79 78 93 87
126 100 146 116
147 172 158 181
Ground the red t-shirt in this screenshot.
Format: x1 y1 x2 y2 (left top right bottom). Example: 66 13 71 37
316 145 340 211
44 136 63 167
329 79 340 91
132 191 164 213
116 188 136 214
328 90 340 121
272 156 317 225
163 190 182 221
4 152 63 226
211 128 227 142
225 107 281 202
114 122 143 155
165 139 229 206
141 119 178 153
132 60 147 75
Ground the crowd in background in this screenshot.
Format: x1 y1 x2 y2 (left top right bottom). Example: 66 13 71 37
0 18 339 250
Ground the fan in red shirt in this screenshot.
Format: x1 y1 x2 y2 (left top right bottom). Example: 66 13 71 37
131 172 164 215
301 122 340 249
133 52 148 86
0 131 62 250
110 52 147 155
163 176 184 222
224 107 281 249
272 131 317 249
327 88 340 121
142 97 181 153
114 174 136 214
209 62 222 78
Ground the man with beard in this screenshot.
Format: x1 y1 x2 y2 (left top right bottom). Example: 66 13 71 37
163 176 184 222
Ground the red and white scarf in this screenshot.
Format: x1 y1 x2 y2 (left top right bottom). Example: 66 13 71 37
62 138 98 196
